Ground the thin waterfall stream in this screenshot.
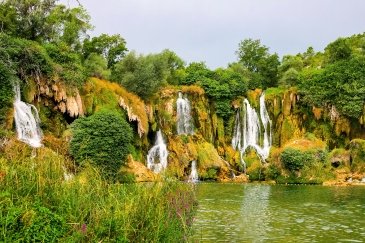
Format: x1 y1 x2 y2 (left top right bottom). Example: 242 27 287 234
176 92 194 135
13 83 43 148
188 160 199 183
147 130 169 173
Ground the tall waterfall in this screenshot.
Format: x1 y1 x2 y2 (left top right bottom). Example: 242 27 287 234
188 160 199 183
147 130 169 173
13 83 43 148
176 92 194 135
232 93 272 166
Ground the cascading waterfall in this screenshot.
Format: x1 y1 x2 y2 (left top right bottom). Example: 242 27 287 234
147 130 169 173
188 160 199 183
176 92 194 135
232 93 272 168
13 83 43 148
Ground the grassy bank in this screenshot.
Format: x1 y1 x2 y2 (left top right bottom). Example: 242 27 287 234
0 146 196 242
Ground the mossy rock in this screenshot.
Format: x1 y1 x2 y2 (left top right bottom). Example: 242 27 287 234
348 139 365 172
119 155 157 182
246 89 261 109
328 148 350 168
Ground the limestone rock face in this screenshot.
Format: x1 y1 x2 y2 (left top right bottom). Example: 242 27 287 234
121 155 157 182
119 97 146 137
37 81 84 118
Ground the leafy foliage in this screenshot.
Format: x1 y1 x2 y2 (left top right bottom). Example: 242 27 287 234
70 110 133 180
0 0 92 49
179 62 213 85
1 201 67 242
84 53 110 80
280 148 312 172
0 63 14 124
111 50 184 100
325 37 352 63
299 57 365 118
236 38 280 89
83 34 128 68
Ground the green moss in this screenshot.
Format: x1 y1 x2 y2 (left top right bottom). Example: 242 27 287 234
265 163 281 180
265 87 285 99
246 90 261 109
349 139 365 172
281 117 295 145
39 106 68 137
200 167 218 181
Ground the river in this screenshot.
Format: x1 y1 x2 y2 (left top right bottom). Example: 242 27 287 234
190 183 365 242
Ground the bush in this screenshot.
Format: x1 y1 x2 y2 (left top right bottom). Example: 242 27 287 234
299 57 365 119
84 53 110 79
200 167 218 180
70 110 133 180
265 163 281 180
280 148 312 172
1 202 67 242
0 63 14 125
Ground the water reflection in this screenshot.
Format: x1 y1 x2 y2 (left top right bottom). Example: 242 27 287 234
190 184 365 242
240 185 271 242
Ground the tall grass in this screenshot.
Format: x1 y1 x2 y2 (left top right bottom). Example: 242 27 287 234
0 146 196 242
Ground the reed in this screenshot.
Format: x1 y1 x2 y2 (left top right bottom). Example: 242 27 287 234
0 147 196 242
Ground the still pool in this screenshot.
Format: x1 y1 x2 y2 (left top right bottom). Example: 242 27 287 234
190 183 365 242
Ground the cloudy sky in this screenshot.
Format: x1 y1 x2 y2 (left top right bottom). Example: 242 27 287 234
62 0 365 68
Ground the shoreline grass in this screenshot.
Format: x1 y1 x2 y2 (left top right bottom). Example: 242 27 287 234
0 147 197 242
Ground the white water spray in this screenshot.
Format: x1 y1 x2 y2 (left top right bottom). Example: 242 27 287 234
188 160 199 183
232 93 272 167
176 92 194 135
147 130 169 173
13 83 43 148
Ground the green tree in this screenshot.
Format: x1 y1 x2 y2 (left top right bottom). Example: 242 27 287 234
325 37 352 63
299 56 365 118
44 42 86 87
236 38 279 89
179 62 213 85
200 68 247 119
279 55 303 74
279 68 299 87
70 110 133 180
84 53 110 79
112 50 184 99
0 0 92 48
83 34 128 68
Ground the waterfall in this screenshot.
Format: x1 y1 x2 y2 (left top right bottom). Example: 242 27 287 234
232 111 242 150
232 93 272 166
176 92 194 135
147 130 169 173
13 83 43 148
188 160 199 183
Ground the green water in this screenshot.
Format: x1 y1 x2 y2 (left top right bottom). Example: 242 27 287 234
190 183 365 242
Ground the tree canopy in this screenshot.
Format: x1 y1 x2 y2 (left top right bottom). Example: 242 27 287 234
236 38 280 89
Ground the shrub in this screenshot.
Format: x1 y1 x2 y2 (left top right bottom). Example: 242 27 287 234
265 163 281 180
280 148 312 172
200 167 218 180
1 199 67 242
84 53 110 80
70 110 133 180
0 63 14 125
